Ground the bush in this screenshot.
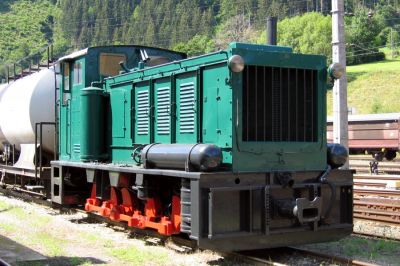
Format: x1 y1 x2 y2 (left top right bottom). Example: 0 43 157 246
347 51 385 65
276 12 332 58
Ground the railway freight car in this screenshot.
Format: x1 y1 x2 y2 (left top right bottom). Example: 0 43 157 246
0 67 57 195
50 42 352 251
327 113 400 161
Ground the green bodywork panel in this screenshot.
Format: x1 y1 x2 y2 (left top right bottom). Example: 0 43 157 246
58 43 328 172
58 45 186 163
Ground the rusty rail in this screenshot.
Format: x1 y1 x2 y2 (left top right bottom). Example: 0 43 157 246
232 247 377 266
354 187 400 198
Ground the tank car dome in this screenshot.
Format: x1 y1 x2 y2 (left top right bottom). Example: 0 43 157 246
0 68 56 152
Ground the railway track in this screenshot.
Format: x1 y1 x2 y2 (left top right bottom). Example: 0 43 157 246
349 155 400 161
350 159 400 174
229 247 377 266
0 186 376 266
353 173 400 225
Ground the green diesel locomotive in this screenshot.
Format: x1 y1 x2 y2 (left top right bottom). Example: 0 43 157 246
52 43 352 251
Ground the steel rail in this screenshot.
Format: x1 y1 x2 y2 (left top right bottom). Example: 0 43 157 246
349 155 400 162
353 181 387 187
354 211 400 224
350 160 400 174
228 247 377 266
354 187 400 197
354 173 400 180
288 247 378 266
352 231 400 241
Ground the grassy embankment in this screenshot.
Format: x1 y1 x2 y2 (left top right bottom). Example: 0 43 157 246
327 54 400 115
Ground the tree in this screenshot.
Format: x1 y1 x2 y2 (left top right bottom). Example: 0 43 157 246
214 14 257 49
173 34 214 56
276 13 332 58
267 0 289 18
345 6 385 64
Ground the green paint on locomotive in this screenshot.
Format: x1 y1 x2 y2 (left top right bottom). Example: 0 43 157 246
58 45 186 162
58 43 328 172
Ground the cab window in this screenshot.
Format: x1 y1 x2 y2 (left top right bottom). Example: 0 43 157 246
63 63 70 91
73 62 82 85
99 53 126 77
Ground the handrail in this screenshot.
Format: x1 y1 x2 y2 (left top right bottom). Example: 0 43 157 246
0 44 55 83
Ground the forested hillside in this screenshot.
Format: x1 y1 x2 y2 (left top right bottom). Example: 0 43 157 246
0 0 400 81
0 0 56 64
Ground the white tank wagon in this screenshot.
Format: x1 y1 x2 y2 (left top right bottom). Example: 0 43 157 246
0 68 56 153
0 83 10 151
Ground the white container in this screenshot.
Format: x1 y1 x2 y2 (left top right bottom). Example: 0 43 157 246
0 68 56 152
0 83 10 149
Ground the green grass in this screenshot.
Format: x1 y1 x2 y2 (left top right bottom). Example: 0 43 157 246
327 58 400 115
305 235 400 264
68 257 93 266
0 199 64 257
16 257 93 266
8 206 29 219
109 247 168 266
0 200 11 209
337 236 399 259
33 231 64 257
0 222 16 233
0 198 179 265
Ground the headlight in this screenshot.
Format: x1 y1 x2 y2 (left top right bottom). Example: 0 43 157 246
228 55 245 73
328 63 345 79
327 143 348 169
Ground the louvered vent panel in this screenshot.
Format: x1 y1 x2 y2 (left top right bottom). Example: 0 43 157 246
179 82 195 134
73 144 80 153
242 66 317 142
137 90 149 135
157 87 170 135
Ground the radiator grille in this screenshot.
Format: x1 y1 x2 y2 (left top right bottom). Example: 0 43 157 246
242 66 317 142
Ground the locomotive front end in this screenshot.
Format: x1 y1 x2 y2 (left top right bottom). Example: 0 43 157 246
189 43 353 251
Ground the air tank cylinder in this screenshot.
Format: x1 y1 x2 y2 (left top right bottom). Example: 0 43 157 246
80 87 107 161
140 143 222 171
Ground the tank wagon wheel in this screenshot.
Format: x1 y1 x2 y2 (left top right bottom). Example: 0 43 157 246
384 150 397 161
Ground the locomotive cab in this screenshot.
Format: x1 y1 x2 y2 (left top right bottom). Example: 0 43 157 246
57 45 186 162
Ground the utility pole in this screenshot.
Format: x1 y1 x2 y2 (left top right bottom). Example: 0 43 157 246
391 28 394 59
332 0 349 169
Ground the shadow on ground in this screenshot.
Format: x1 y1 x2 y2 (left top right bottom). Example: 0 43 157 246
0 234 105 266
